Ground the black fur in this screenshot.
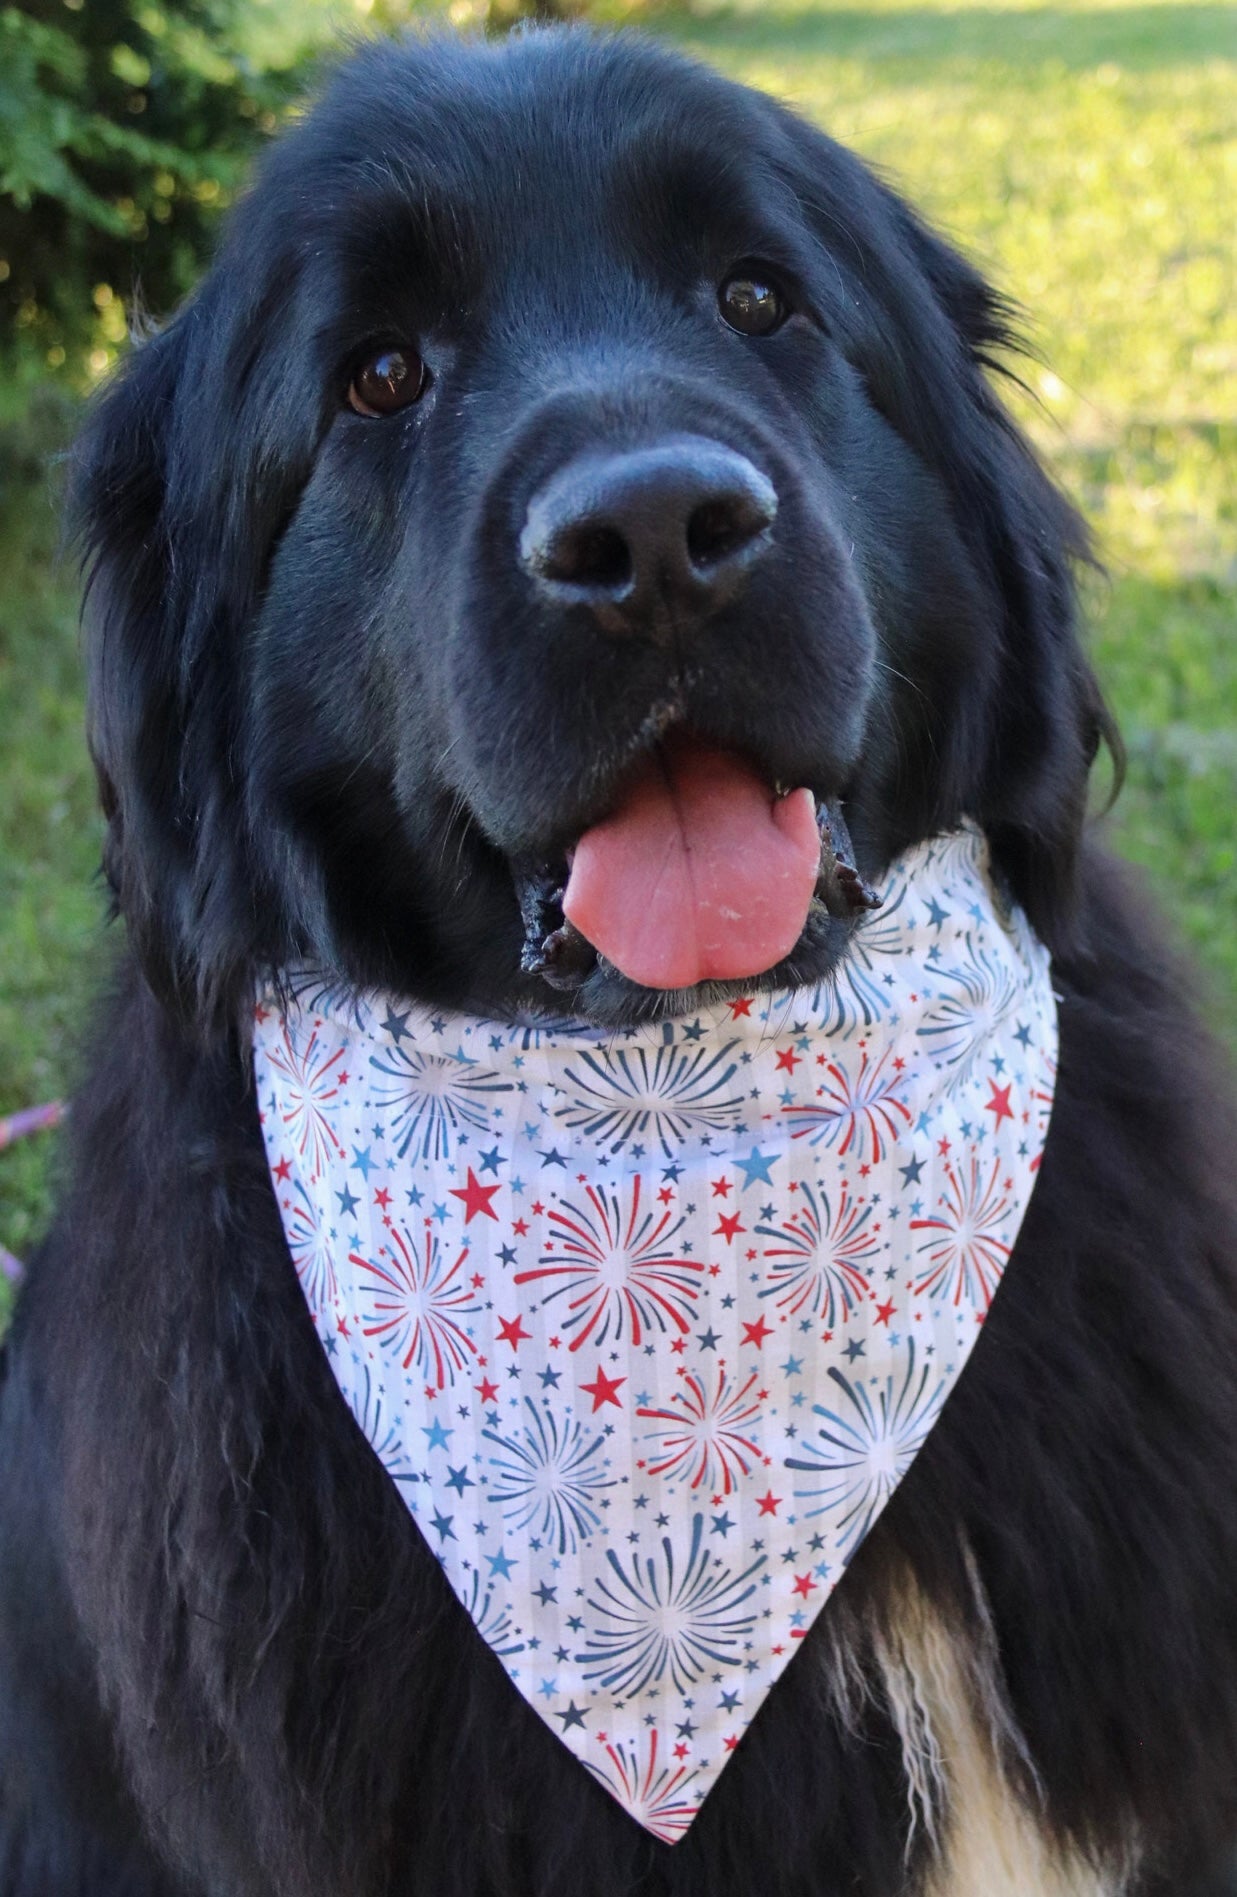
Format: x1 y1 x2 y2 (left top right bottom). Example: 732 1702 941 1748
2 27 1236 1896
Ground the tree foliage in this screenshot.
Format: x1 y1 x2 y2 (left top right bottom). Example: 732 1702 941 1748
0 0 307 379
0 0 673 382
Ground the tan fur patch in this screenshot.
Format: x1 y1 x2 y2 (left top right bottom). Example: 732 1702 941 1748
816 1553 1132 1897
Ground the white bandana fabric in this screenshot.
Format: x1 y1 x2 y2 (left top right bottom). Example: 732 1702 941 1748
253 825 1056 1842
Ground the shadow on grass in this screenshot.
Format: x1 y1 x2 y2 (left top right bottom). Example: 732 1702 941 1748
673 4 1237 73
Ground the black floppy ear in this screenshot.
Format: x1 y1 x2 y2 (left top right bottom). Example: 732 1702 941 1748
887 199 1119 950
72 244 324 1027
771 104 1115 949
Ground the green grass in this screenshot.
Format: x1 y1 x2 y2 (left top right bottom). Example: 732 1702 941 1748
2 0 1235 1317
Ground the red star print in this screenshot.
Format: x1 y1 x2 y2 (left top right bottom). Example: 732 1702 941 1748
512 1218 529 1236
710 1177 732 1198
742 1316 773 1349
374 1187 392 1210
986 1081 1014 1124
938 1136 952 1156
581 1366 626 1411
337 1316 350 1338
775 1047 800 1073
474 1377 499 1402
875 1299 896 1326
532 1200 545 1215
496 1314 531 1350
714 1212 745 1242
674 1742 689 1760
756 1489 782 1516
449 1167 500 1223
792 1573 817 1598
272 1156 292 1183
729 997 754 1018
723 1734 740 1751
658 1187 674 1204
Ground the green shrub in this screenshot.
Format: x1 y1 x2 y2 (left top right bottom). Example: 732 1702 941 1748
0 0 309 383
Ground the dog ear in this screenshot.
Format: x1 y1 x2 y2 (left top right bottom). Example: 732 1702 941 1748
73 248 325 1029
774 113 1116 950
883 196 1120 951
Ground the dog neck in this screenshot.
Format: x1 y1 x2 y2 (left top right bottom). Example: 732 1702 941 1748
252 823 1057 1841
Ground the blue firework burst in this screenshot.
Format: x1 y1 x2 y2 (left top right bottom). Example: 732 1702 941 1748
281 966 372 1030
806 874 913 1034
368 1045 512 1160
285 1176 338 1316
483 1397 615 1553
916 931 1019 1079
577 1514 765 1697
459 1567 526 1659
553 1042 743 1157
785 1342 946 1556
353 1364 416 1484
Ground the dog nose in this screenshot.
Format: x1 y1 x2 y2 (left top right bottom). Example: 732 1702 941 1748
519 437 777 635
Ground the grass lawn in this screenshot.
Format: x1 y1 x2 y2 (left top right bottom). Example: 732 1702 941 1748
1 0 1235 1321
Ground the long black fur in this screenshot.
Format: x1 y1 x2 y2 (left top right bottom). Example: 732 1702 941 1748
2 27 1237 1897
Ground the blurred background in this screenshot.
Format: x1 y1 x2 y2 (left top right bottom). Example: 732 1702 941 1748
0 0 1234 1306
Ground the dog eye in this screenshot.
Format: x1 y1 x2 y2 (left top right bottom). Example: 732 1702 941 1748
347 347 428 417
718 271 787 337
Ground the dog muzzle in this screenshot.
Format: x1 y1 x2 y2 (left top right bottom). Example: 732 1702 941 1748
253 824 1057 1841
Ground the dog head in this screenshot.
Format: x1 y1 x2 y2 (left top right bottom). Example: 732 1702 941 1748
74 27 1110 1030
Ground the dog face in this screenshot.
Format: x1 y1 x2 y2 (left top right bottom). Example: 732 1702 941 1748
75 28 1108 1029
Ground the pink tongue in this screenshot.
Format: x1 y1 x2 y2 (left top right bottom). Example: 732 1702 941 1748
562 738 820 990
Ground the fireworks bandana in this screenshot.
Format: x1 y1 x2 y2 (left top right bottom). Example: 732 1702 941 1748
253 825 1057 1842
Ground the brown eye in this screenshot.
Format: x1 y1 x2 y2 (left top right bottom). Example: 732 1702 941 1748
718 273 787 337
347 346 427 417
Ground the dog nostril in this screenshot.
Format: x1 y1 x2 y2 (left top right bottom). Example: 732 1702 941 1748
542 523 633 593
686 495 770 571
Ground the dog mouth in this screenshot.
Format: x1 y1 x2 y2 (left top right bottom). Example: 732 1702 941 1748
514 732 880 999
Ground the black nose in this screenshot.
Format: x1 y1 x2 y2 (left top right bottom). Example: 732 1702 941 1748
519 436 777 636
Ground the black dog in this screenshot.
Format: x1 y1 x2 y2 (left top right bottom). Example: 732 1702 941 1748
3 26 1237 1897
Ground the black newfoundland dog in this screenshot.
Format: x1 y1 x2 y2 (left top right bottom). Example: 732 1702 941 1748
3 25 1237 1897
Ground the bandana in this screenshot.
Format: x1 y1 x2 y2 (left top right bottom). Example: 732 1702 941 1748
253 825 1056 1842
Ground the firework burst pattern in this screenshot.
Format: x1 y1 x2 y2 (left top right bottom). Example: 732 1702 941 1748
368 1044 512 1161
917 933 1020 1082
262 1022 346 1178
786 1343 946 1554
253 822 1057 1842
755 1182 879 1327
350 1218 479 1388
284 1176 338 1316
909 1153 1014 1311
637 1367 764 1494
554 1041 744 1155
484 1397 616 1553
782 1045 913 1164
586 1730 701 1841
578 1514 765 1697
514 1178 704 1351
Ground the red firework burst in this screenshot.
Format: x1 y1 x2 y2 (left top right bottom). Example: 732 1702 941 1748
264 1024 346 1178
781 1046 912 1165
587 1730 699 1843
352 1218 478 1387
514 1176 703 1351
636 1366 764 1493
909 1152 1012 1310
755 1182 878 1324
